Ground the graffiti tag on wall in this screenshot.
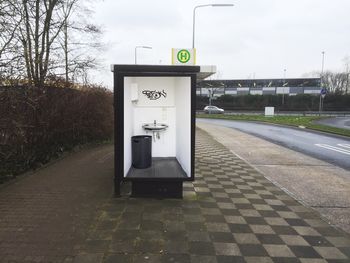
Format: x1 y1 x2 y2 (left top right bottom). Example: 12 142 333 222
142 90 167 100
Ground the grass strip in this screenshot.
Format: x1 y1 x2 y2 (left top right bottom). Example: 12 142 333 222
197 114 350 138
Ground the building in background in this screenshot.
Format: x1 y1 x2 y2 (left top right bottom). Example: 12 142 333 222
197 78 321 97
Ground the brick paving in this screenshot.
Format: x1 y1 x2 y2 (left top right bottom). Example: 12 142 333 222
0 145 114 262
1 129 350 262
76 129 350 263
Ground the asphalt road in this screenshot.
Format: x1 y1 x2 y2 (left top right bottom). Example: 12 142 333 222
315 117 350 130
198 118 350 171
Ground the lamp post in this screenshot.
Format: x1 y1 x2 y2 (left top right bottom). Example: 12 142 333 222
209 89 212 107
192 4 234 49
282 68 286 105
319 51 325 115
346 62 349 94
205 83 213 107
135 46 152 64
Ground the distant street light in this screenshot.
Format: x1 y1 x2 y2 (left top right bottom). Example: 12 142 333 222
319 51 325 115
282 68 286 105
192 4 234 49
209 89 212 107
135 46 152 64
346 61 349 94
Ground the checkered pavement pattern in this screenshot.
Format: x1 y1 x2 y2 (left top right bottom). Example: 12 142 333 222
77 128 350 263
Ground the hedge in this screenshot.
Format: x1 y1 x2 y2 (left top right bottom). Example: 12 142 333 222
197 94 350 111
0 85 113 182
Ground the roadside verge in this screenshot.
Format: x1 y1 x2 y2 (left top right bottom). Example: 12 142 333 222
197 114 350 138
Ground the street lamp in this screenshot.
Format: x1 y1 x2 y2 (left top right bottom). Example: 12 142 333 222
205 83 214 106
319 51 325 114
209 89 212 107
192 4 234 49
135 46 152 64
282 68 286 105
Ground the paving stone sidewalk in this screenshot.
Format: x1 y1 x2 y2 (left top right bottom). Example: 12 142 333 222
76 128 350 263
0 129 349 263
0 145 114 263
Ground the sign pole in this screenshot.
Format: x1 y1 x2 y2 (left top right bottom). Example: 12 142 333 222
319 88 326 115
319 93 322 115
319 51 325 116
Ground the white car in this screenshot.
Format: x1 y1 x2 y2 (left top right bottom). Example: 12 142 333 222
203 106 224 114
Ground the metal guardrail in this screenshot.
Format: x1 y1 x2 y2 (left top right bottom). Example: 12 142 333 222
196 111 350 117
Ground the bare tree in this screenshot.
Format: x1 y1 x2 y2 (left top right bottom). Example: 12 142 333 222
303 68 349 95
0 1 23 80
0 0 102 87
57 0 103 85
321 71 348 94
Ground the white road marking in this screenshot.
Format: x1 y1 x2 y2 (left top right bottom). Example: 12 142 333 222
338 144 350 149
315 144 350 155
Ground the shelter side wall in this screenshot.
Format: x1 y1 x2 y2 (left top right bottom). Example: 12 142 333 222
175 77 191 177
124 77 135 176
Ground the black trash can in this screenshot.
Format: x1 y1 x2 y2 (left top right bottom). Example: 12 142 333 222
132 135 152 169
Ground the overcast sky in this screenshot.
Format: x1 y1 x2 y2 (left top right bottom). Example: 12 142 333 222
91 0 350 88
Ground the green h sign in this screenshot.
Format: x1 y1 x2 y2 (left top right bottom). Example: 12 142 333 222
177 50 191 63
172 48 196 65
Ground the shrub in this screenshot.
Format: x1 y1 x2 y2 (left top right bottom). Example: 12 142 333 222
197 94 350 111
0 84 113 182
